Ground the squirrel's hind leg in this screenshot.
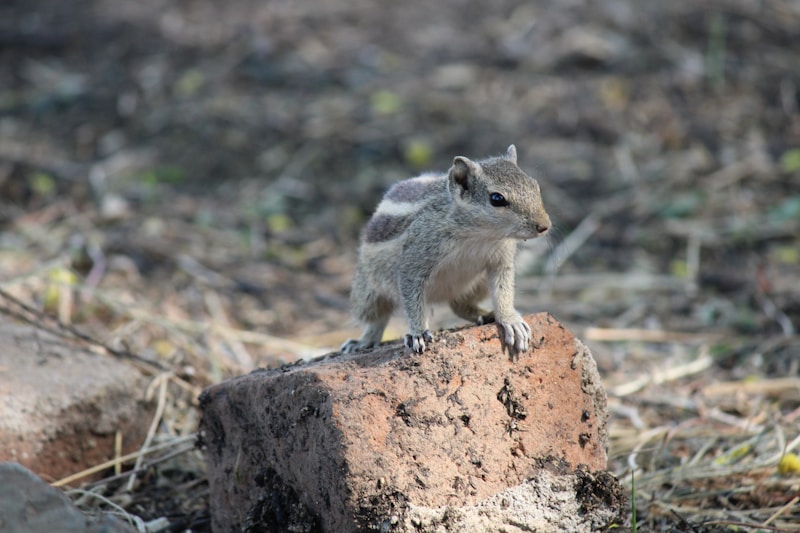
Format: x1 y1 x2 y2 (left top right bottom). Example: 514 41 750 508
449 279 494 325
341 294 393 353
341 318 390 353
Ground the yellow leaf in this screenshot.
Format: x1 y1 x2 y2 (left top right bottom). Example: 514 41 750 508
44 267 78 324
174 69 205 97
599 78 629 111
43 267 77 313
48 267 78 285
404 139 433 168
31 172 56 197
670 259 688 278
267 213 293 233
778 453 800 474
713 442 751 465
780 148 800 173
152 339 175 358
370 90 402 115
774 245 799 265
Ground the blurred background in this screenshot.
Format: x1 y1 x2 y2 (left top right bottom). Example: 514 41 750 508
1 0 799 529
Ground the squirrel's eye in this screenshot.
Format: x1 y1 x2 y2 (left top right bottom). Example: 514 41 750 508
489 192 509 207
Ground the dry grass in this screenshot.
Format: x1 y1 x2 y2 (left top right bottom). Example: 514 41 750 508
1 0 799 530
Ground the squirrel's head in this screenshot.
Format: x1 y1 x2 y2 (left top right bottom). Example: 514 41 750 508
447 145 551 240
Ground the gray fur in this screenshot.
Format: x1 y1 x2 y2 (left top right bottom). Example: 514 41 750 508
364 214 412 243
384 175 439 202
341 145 551 355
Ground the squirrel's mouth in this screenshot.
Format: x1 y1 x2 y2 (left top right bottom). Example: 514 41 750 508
516 223 551 240
515 229 541 240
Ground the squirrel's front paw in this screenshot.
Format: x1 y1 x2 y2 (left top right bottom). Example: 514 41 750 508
404 330 434 353
341 339 363 354
497 316 531 355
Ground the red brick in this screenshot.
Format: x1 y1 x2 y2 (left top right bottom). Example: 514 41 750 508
200 313 618 532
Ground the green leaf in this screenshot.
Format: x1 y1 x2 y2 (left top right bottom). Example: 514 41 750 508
267 213 293 233
660 192 702 219
30 172 56 197
370 90 402 115
670 259 689 278
780 148 800 173
404 139 433 168
174 69 206 97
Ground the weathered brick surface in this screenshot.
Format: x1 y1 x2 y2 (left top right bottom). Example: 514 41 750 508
200 313 618 532
0 322 154 482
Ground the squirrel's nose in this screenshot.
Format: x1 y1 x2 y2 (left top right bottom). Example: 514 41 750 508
535 223 550 234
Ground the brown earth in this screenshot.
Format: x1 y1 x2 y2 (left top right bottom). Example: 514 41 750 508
1 0 799 530
0 322 154 482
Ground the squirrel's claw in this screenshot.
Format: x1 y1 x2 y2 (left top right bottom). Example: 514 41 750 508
404 330 434 353
340 339 358 353
498 318 531 356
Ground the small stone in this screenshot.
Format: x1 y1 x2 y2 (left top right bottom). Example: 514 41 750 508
0 462 136 533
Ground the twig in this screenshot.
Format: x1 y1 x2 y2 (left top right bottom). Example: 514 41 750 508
614 143 639 183
544 213 600 275
80 441 198 490
204 289 254 371
0 137 87 180
706 519 795 532
756 291 796 336
763 495 800 527
664 216 800 244
705 407 765 433
544 190 634 276
51 435 196 487
83 286 328 359
627 427 669 470
702 378 800 399
610 351 713 397
519 272 687 293
686 436 719 467
585 327 724 344
608 402 646 429
685 233 701 296
127 373 170 491
0 287 164 373
65 489 146 532
705 150 770 192
114 431 122 476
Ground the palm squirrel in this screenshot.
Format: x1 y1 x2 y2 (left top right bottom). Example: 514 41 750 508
341 145 551 355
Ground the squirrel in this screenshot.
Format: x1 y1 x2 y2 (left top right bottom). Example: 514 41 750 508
341 145 551 355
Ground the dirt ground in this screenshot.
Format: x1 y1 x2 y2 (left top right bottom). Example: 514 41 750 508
1 0 799 531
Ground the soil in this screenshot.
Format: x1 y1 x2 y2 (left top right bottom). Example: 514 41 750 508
1 0 799 531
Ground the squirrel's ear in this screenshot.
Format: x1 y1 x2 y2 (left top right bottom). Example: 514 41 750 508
451 156 480 191
506 145 517 164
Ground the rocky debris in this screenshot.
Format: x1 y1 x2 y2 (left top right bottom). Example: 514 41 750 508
0 322 155 482
0 462 136 533
200 313 622 532
403 468 624 532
